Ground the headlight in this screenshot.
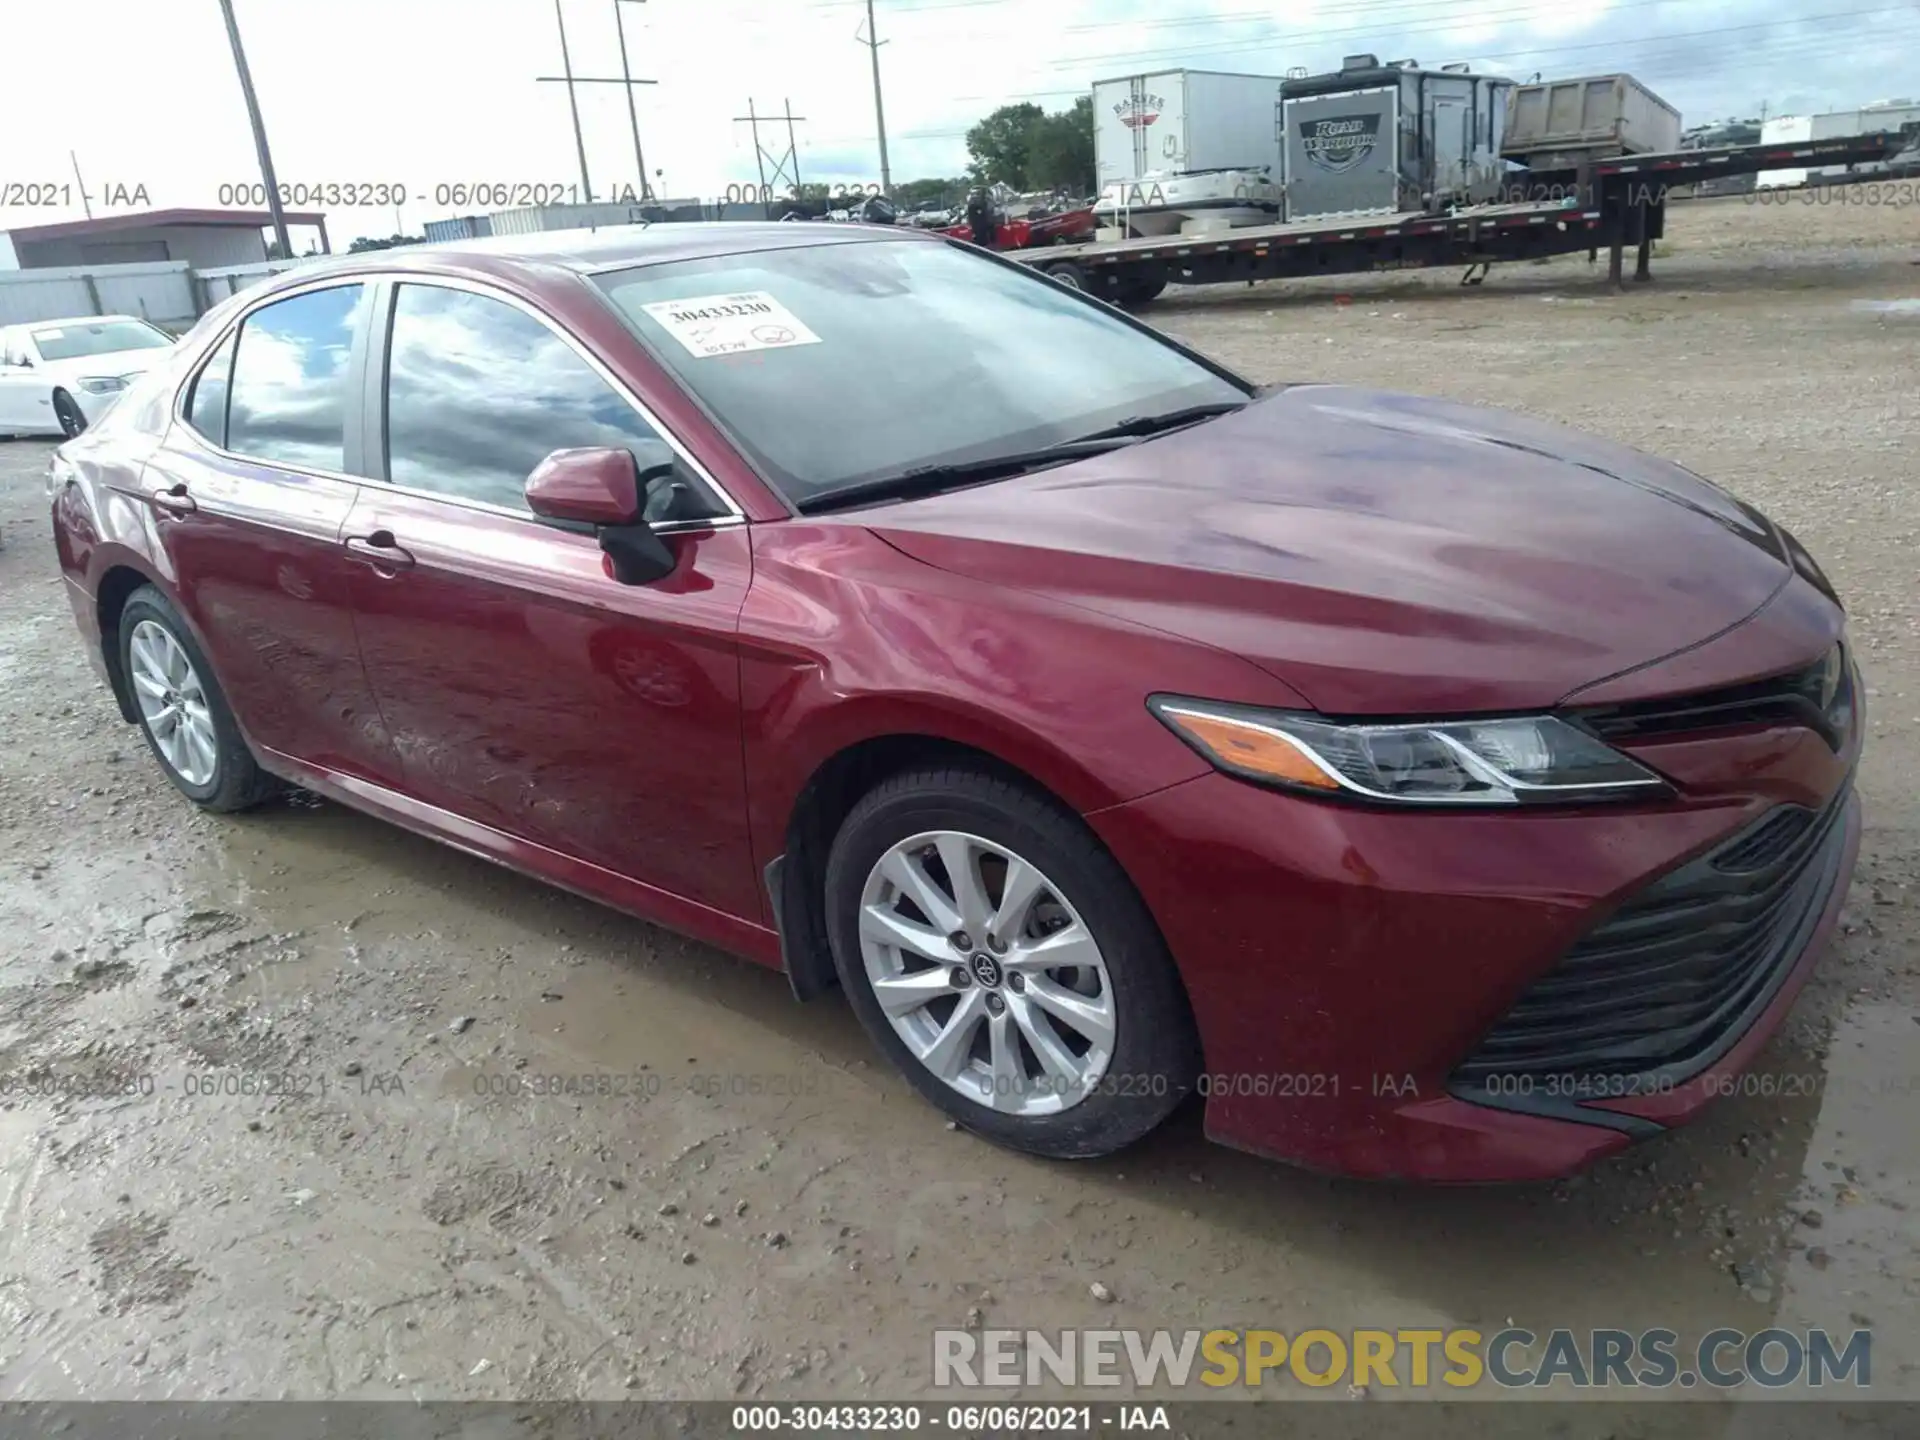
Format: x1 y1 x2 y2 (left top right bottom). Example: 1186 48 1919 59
1149 696 1669 807
1777 523 1842 608
78 376 127 395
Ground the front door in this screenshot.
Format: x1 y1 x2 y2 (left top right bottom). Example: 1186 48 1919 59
0 332 52 434
140 283 403 785
340 279 760 918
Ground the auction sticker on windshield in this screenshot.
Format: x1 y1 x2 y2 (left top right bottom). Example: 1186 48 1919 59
639 292 822 358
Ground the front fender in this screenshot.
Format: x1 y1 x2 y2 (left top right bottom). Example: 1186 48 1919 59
739 521 1309 881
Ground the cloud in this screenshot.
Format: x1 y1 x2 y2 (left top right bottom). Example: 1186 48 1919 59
1 0 1913 247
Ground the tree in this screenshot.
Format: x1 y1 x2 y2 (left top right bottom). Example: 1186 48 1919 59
1027 95 1095 195
965 97 1094 194
347 234 426 253
966 102 1046 188
892 176 970 211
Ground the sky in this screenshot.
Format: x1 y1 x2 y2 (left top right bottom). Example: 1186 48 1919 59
1 0 1916 246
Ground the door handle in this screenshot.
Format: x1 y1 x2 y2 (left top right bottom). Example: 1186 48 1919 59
150 483 197 516
344 531 416 571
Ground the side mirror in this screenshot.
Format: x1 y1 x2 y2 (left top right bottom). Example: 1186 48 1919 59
526 445 644 525
524 445 678 586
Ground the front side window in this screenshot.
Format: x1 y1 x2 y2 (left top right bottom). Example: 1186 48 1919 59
185 333 236 448
227 284 368 472
29 319 173 362
595 238 1247 506
383 283 684 513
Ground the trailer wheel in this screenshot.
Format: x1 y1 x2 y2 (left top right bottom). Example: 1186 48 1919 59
1043 260 1087 291
1113 275 1167 306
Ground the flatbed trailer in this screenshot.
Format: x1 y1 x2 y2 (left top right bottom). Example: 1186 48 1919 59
1007 130 1908 302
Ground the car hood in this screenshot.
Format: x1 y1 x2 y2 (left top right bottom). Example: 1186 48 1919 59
864 384 1794 714
47 350 166 382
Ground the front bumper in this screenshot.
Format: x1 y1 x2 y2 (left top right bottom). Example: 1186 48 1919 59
1088 710 1860 1182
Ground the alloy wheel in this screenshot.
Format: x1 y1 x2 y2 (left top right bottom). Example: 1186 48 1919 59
56 396 85 438
857 829 1116 1116
128 619 218 788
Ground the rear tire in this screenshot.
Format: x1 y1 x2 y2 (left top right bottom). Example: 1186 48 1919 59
1043 260 1087 291
118 586 281 812
1114 274 1168 306
825 765 1198 1158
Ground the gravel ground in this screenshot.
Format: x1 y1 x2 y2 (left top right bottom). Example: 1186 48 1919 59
0 188 1914 1419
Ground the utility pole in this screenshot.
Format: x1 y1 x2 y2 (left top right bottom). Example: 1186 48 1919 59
742 100 771 218
784 99 804 196
537 0 657 206
69 151 93 219
216 0 292 260
857 0 892 195
734 100 808 218
614 0 651 200
554 0 593 202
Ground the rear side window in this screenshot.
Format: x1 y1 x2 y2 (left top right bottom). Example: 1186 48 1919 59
227 284 367 472
184 333 236 447
383 283 674 512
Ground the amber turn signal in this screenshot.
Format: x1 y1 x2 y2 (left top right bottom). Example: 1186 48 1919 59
1155 707 1341 790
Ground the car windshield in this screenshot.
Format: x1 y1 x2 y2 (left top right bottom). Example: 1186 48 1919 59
30 320 173 362
595 238 1248 505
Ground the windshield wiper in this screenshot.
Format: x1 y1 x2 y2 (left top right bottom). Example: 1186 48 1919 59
1068 400 1249 444
795 436 1136 515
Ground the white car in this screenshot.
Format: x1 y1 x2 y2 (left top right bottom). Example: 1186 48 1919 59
0 315 177 439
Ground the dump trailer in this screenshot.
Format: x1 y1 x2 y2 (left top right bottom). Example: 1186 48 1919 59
1501 75 1682 170
1005 130 1909 303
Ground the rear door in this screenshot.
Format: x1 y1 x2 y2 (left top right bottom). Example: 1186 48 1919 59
1429 90 1471 196
1284 87 1400 219
138 281 404 784
339 277 761 917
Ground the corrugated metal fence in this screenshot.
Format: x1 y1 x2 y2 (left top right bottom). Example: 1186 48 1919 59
0 257 320 331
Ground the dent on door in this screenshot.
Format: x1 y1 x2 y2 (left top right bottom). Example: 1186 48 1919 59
137 436 402 782
338 487 762 918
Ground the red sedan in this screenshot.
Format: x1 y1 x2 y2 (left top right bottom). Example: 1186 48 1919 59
47 224 1860 1181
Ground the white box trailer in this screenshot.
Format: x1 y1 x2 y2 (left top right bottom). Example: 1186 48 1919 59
1500 74 1681 168
1092 70 1285 187
1757 115 1815 188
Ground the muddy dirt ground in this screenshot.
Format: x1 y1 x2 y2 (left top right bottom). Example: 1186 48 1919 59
0 189 1915 1417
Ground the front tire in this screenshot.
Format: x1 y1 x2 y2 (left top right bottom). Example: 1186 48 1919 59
118 586 280 812
53 390 87 438
825 766 1198 1158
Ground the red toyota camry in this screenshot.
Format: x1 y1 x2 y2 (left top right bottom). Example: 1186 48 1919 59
47 225 1860 1181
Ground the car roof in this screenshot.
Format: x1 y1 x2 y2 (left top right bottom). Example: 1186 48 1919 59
264 222 940 288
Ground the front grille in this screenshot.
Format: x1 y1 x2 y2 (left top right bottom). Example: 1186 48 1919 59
1453 781 1851 1088
1712 807 1812 873
1577 644 1854 753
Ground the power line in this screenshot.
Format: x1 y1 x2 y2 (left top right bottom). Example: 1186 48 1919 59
795 16 1920 148
1051 1 1909 68
733 100 809 215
